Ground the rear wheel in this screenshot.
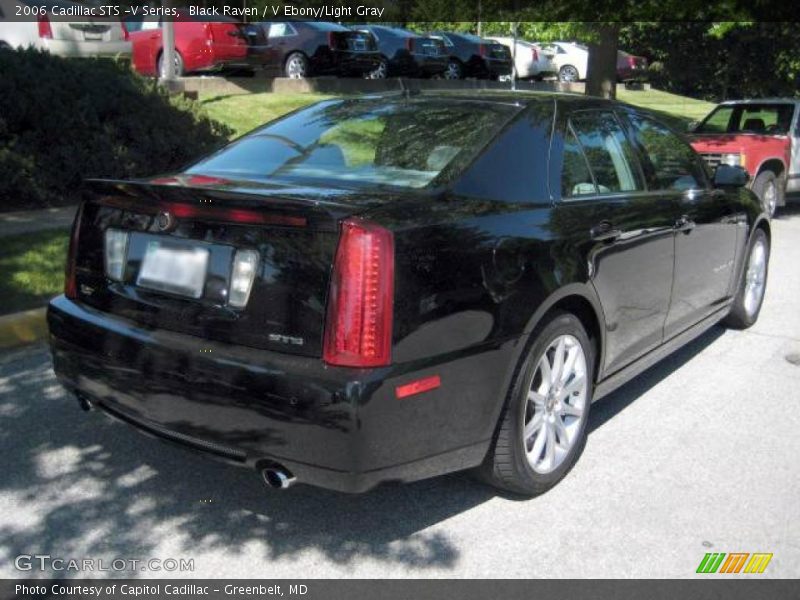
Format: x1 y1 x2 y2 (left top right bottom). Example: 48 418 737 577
365 57 388 79
752 170 782 218
157 50 184 78
724 229 769 329
480 312 594 496
284 52 309 79
558 64 579 82
443 60 463 80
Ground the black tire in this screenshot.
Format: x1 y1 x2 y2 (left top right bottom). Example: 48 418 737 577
751 170 782 218
723 228 770 329
157 50 184 78
479 311 595 496
284 52 309 79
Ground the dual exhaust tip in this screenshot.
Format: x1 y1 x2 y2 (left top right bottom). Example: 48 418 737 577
74 392 296 490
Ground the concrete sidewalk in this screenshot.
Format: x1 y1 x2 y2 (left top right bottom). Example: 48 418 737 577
0 206 76 238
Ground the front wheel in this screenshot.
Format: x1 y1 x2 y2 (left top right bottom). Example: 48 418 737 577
479 312 594 496
443 60 463 80
284 52 309 79
365 57 388 79
752 170 782 218
157 50 184 78
723 228 769 329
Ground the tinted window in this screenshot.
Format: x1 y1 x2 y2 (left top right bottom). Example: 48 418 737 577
267 23 296 37
628 115 704 191
561 129 596 198
569 112 644 194
188 99 516 190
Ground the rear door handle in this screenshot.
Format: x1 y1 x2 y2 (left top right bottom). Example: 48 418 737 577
590 222 622 243
674 216 696 233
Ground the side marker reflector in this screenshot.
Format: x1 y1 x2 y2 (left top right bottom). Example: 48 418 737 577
395 375 441 399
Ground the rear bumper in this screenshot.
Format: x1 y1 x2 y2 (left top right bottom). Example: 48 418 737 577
483 58 513 77
331 50 381 74
48 296 513 492
413 55 448 76
43 39 131 57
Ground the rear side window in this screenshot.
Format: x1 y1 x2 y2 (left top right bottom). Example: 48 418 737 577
267 23 296 38
627 114 705 191
561 129 596 198
566 111 644 196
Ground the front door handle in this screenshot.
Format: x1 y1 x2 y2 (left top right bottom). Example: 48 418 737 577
674 215 696 233
590 221 622 243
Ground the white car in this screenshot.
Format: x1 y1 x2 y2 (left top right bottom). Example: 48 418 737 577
486 36 555 80
538 41 588 82
0 0 130 57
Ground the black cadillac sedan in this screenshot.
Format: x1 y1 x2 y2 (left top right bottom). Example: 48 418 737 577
48 91 770 496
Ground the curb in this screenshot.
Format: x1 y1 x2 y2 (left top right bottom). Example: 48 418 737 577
0 307 48 350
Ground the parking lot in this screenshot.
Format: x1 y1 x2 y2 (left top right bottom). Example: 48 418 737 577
1 209 798 579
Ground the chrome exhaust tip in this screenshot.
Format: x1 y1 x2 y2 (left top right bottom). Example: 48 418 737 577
261 466 296 490
76 393 93 412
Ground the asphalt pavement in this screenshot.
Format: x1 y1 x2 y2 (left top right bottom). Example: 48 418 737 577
1 209 798 579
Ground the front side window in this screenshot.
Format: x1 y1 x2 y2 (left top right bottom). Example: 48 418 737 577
566 111 644 195
187 99 515 190
628 114 705 191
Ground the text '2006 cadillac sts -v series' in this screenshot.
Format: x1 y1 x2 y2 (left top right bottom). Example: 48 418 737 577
48 91 770 495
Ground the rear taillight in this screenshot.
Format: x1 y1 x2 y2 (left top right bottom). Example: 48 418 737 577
206 23 215 45
628 56 636 67
478 43 487 56
104 229 130 281
532 47 538 61
120 19 129 41
228 249 259 308
37 14 52 39
406 37 414 52
323 218 394 368
328 31 336 49
64 203 84 299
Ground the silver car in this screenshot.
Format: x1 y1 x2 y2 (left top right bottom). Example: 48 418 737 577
0 0 130 57
488 36 556 80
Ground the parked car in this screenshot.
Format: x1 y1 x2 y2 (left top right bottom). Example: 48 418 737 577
252 21 380 78
427 31 512 79
486 36 555 80
688 99 800 216
616 50 648 82
125 13 256 77
49 91 769 496
0 0 130 57
351 25 447 79
539 41 588 82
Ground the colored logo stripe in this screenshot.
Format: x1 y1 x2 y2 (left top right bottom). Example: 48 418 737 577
696 552 773 574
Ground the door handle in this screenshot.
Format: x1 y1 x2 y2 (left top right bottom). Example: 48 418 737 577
590 222 622 243
674 215 696 233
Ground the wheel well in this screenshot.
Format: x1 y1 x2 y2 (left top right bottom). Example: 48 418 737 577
756 158 786 180
544 295 603 382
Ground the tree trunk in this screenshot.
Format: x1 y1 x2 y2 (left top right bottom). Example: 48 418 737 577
586 23 619 99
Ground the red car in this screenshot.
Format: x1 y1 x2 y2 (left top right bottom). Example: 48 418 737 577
688 100 800 217
124 13 256 77
616 50 648 82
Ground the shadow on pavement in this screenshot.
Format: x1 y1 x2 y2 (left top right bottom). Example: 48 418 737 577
0 325 727 576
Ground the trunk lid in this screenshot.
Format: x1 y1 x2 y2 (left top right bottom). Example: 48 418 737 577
72 176 377 357
330 30 378 52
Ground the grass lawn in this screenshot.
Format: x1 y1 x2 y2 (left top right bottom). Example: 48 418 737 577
617 87 715 130
0 229 68 316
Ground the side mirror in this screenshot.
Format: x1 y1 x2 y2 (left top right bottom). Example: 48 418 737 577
713 164 749 187
687 120 699 133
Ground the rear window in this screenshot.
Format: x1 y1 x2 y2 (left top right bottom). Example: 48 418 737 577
696 103 795 135
187 99 516 190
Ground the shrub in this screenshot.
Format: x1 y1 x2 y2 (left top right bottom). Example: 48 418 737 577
0 48 231 211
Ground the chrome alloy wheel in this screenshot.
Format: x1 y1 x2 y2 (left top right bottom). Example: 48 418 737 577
559 65 579 82
286 55 307 79
523 334 588 474
763 180 777 217
743 237 767 317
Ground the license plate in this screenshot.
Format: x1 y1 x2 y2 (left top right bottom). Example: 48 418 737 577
137 241 209 299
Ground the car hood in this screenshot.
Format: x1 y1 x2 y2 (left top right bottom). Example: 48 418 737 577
688 133 788 153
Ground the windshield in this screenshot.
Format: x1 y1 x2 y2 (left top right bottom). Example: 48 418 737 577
187 99 516 190
695 103 795 135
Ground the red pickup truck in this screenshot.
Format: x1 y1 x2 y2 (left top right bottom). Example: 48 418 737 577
688 99 800 216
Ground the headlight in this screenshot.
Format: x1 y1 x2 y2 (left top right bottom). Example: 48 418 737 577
104 229 129 281
721 153 744 167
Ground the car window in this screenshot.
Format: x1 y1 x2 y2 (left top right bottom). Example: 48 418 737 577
561 128 597 198
697 104 794 135
627 114 705 191
695 106 733 133
432 34 453 47
568 111 644 195
187 99 517 190
268 22 296 38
